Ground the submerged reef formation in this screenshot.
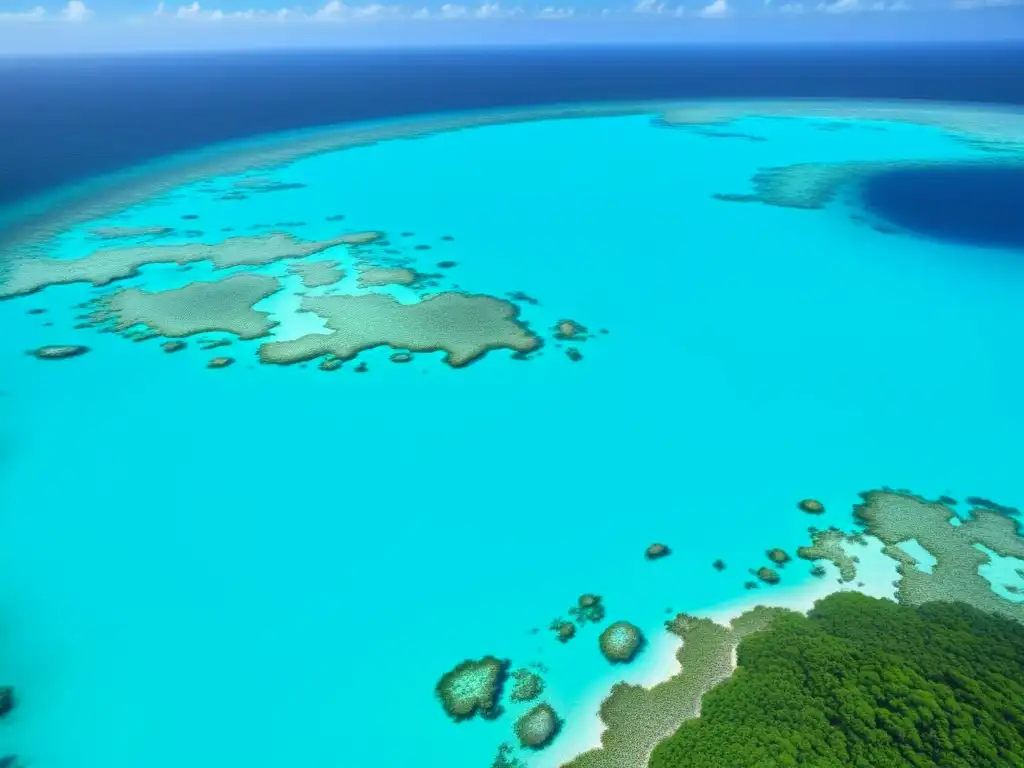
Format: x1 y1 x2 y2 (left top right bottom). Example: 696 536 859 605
289 259 344 289
569 594 606 625
550 620 576 643
0 231 376 299
659 100 1024 148
90 225 174 239
257 292 541 368
853 490 1024 623
599 621 645 663
356 266 420 288
754 567 780 585
553 319 588 341
435 656 509 722
646 543 671 560
798 498 825 515
564 607 789 768
797 527 862 582
491 743 525 768
765 548 791 566
508 669 545 703
714 157 1024 211
28 345 89 360
649 593 1024 768
92 274 281 340
514 703 561 750
0 685 16 767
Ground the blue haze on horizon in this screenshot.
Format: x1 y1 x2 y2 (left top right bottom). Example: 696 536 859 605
0 0 1021 53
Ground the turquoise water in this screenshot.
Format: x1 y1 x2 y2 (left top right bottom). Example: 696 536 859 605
2 106 1024 768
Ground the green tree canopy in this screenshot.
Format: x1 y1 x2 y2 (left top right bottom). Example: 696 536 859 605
650 592 1024 768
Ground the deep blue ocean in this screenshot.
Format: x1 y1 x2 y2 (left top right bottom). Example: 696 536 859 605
2 43 1024 210
2 43 1024 768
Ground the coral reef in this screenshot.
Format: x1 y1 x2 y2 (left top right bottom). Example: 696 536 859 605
94 274 281 340
569 594 606 625
491 743 524 768
755 567 780 585
766 548 792 566
854 489 1024 622
599 621 645 663
797 527 860 582
28 345 89 360
646 543 671 560
553 319 588 340
435 656 509 722
289 259 345 289
0 231 373 299
258 292 541 368
798 499 825 515
90 225 173 239
514 703 561 750
508 668 545 703
356 266 420 288
550 620 576 643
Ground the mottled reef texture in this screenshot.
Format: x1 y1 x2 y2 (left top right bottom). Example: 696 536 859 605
852 489 1024 623
93 274 281 340
258 292 540 368
599 622 645 663
435 656 509 722
90 225 174 239
569 594 606 625
0 231 378 299
659 100 1024 147
797 527 862 582
563 607 789 768
508 669 545 703
715 157 1024 211
28 345 89 360
356 266 420 288
289 259 345 289
515 703 561 750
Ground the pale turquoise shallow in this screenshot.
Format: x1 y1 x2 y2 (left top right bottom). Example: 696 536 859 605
0 106 1023 768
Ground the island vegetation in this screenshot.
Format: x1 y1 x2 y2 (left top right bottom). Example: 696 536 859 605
650 592 1024 768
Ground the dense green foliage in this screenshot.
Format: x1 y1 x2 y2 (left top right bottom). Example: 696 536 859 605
649 592 1024 768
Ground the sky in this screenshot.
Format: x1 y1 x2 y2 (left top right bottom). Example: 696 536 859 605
0 0 1021 52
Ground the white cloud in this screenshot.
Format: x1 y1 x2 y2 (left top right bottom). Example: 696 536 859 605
0 6 46 21
60 0 91 20
817 0 858 11
535 5 575 16
697 0 731 15
0 1 90 21
816 0 909 11
143 0 602 24
633 0 686 13
167 2 292 20
778 1 805 10
175 1 201 17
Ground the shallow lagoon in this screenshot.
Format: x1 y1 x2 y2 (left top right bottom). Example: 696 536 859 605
1 100 1024 768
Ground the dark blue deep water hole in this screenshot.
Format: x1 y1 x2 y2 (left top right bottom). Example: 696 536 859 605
860 165 1024 250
